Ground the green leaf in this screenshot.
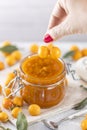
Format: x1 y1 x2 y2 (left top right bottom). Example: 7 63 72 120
63 50 75 59
73 97 87 110
0 45 18 53
16 112 28 130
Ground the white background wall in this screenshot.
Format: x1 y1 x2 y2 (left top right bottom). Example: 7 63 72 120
0 0 87 42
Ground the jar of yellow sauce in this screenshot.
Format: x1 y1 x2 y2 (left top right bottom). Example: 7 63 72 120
20 55 67 108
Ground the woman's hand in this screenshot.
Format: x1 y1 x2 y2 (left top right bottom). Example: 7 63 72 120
43 0 87 43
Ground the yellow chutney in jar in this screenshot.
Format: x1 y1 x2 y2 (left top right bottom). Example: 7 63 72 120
20 55 67 108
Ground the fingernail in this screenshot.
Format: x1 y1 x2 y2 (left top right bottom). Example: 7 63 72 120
43 34 53 43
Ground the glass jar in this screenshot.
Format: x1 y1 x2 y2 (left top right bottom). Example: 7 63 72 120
19 55 67 108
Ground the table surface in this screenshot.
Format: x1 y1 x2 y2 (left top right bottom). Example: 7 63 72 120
0 42 87 130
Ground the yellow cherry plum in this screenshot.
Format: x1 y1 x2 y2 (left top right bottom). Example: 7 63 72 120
28 104 41 116
50 46 61 59
11 107 22 118
12 96 23 107
38 46 49 58
0 112 9 122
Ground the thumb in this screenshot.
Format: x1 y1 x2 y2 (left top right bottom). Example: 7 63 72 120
43 15 80 43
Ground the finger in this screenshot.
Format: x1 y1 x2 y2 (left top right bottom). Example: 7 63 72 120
48 1 67 29
44 16 80 43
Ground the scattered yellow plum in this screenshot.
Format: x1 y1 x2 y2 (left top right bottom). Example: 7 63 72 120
2 98 13 110
11 50 22 61
70 45 79 51
30 44 39 53
0 85 2 94
2 41 11 46
5 55 17 66
0 112 9 122
81 48 87 56
12 96 23 107
72 50 82 61
2 41 11 57
5 72 15 86
4 88 11 96
11 107 22 118
0 61 5 70
81 115 87 130
28 104 41 116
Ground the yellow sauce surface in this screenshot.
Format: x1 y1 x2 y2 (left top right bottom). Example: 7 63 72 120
21 55 64 79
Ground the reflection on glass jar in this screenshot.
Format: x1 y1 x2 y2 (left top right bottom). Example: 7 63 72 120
20 55 67 108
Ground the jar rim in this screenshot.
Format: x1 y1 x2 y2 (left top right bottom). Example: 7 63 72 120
19 54 66 84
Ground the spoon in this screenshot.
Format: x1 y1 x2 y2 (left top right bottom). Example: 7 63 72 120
42 109 87 130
